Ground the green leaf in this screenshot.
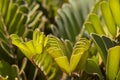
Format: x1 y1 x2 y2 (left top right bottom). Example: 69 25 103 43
85 22 96 34
11 34 32 59
16 14 27 36
26 41 36 55
9 12 23 34
91 33 107 65
101 36 115 50
62 4 79 35
47 35 67 58
58 9 74 41
109 0 120 27
55 16 68 39
106 46 120 80
0 0 3 11
53 0 96 42
33 29 46 54
0 0 44 59
76 51 89 71
11 30 57 79
85 59 103 79
10 34 22 45
18 42 33 59
64 40 73 60
0 60 19 80
33 52 57 80
1 0 10 18
47 35 70 74
70 52 83 72
55 56 70 74
89 13 105 35
70 38 91 72
47 47 63 58
100 1 116 36
11 29 47 59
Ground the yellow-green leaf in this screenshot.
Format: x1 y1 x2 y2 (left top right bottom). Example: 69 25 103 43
55 56 70 74
100 1 116 36
89 13 105 35
106 46 120 80
70 52 82 72
109 0 120 27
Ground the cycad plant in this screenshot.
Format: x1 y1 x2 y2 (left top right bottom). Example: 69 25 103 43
0 0 52 79
0 0 43 59
84 0 120 80
11 29 91 79
1 0 120 80
51 0 96 42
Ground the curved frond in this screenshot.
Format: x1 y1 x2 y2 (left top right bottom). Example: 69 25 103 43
0 0 44 59
106 46 120 80
10 29 57 80
70 38 91 72
47 35 70 74
85 0 120 38
51 0 96 42
47 35 91 74
0 60 19 80
91 33 116 65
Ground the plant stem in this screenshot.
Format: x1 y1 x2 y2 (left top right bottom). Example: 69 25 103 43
19 58 28 75
33 68 38 80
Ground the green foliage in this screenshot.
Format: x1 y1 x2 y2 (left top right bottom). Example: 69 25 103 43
1 0 120 80
106 46 120 80
47 36 91 74
11 29 91 79
70 38 91 72
100 1 116 36
44 36 95 79
10 29 47 60
0 0 44 60
91 34 109 65
85 0 120 38
0 0 52 79
51 0 96 42
84 0 120 80
11 29 57 80
0 60 19 80
91 33 120 80
85 59 103 79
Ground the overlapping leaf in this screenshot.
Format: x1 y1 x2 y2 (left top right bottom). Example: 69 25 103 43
0 60 19 80
70 38 91 72
0 0 44 59
51 0 96 42
47 35 70 74
86 34 120 80
85 59 103 79
91 33 116 65
11 29 57 80
106 46 120 80
84 1 120 79
47 35 91 74
85 0 120 38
